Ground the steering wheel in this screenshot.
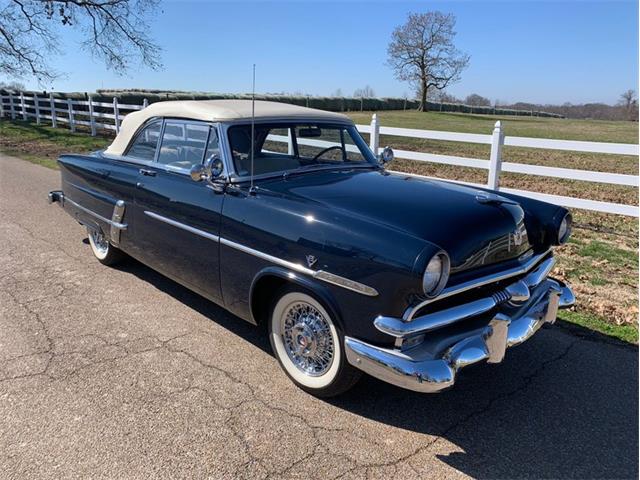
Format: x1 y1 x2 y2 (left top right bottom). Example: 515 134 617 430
312 146 344 162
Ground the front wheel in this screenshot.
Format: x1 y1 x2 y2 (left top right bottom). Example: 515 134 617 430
87 227 125 266
269 286 361 397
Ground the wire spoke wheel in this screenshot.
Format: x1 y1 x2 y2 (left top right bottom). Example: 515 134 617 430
269 287 361 396
89 229 109 257
281 302 334 377
86 227 124 265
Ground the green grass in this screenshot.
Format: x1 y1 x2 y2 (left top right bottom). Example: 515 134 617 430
347 110 639 143
560 310 638 344
578 240 638 266
0 119 111 169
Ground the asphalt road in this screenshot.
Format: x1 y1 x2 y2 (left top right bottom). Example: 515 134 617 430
0 153 637 479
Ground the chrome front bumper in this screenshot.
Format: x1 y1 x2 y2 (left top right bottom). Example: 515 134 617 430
344 263 575 393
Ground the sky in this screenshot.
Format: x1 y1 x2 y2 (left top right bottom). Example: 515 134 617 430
12 0 640 105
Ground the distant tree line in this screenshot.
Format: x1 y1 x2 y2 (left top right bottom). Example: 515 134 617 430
429 89 638 121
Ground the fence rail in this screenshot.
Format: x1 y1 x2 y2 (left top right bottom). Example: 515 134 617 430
360 114 639 217
1 93 638 217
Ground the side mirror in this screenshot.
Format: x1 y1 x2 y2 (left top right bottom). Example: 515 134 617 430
190 164 207 182
190 155 225 182
378 146 394 166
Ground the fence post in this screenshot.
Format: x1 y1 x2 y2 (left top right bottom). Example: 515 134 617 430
49 93 57 128
9 93 15 119
88 96 96 136
20 92 27 120
67 99 75 132
142 98 149 109
369 113 380 156
487 121 504 190
112 97 120 134
34 94 41 124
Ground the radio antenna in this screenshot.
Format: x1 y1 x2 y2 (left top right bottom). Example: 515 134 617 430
249 64 256 194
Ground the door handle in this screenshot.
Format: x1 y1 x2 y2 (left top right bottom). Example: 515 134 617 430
139 168 157 177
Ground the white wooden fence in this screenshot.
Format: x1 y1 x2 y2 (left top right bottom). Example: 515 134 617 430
0 92 146 135
362 114 639 217
1 92 638 217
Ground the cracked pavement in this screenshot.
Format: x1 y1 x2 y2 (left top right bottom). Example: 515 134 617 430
0 153 637 479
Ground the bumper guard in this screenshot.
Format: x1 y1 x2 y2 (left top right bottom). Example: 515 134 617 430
345 271 574 393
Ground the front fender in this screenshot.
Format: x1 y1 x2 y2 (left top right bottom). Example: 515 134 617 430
249 266 346 332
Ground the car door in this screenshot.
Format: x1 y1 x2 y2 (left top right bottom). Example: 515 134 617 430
132 120 225 303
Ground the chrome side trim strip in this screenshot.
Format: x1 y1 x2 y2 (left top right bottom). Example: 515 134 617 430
403 249 552 320
143 211 378 297
144 211 220 242
65 197 127 231
219 237 311 275
313 271 378 297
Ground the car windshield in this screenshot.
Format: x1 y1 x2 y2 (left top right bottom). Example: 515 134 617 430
227 123 377 177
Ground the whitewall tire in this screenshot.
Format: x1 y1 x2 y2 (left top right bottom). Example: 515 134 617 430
269 286 361 397
87 227 125 266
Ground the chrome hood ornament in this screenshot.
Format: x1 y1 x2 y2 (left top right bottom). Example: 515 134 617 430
475 192 518 206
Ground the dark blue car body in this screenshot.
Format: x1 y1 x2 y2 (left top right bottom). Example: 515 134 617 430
49 101 575 394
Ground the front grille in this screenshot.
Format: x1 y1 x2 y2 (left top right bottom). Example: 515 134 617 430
491 289 512 304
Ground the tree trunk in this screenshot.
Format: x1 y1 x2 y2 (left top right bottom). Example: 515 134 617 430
419 78 428 112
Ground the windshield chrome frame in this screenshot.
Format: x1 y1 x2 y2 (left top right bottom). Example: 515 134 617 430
219 119 378 184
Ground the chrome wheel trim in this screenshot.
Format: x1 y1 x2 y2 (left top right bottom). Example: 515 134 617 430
87 228 109 259
281 302 334 377
270 292 341 389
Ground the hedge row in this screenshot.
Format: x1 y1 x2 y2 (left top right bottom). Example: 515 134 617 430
0 89 563 118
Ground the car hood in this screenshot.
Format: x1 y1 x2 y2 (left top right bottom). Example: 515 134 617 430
260 169 531 270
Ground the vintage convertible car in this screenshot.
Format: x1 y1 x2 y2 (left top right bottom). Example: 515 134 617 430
48 100 575 397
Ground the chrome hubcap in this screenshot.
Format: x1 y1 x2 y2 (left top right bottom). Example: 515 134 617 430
282 302 334 376
90 230 109 255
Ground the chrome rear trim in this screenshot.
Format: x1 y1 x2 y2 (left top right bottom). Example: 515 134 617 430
143 210 378 297
403 249 552 320
63 196 127 231
110 200 126 246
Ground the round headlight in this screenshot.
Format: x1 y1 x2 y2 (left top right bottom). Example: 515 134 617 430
558 213 572 244
422 251 450 297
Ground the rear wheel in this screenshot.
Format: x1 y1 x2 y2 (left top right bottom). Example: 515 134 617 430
268 286 361 397
87 227 125 266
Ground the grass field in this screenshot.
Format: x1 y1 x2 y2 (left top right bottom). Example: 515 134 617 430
1 116 638 342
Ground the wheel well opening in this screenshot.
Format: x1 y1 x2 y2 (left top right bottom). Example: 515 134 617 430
251 275 290 327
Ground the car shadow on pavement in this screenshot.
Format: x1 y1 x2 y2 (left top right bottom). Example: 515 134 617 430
114 257 638 479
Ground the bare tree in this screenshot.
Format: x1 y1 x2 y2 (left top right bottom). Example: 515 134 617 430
332 88 343 97
465 93 491 106
387 11 469 111
0 0 162 83
353 85 375 98
619 89 638 120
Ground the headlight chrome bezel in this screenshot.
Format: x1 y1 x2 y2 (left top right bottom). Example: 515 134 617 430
422 251 451 298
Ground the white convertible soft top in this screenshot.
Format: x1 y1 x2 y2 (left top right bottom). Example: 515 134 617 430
104 100 350 156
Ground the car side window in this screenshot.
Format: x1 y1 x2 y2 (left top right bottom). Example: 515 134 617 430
126 121 162 160
157 122 209 170
204 127 220 161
